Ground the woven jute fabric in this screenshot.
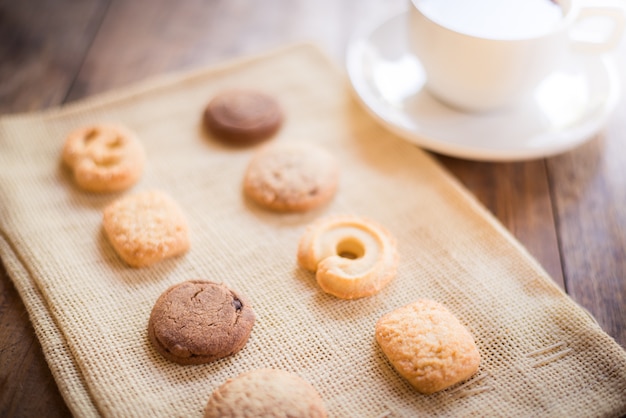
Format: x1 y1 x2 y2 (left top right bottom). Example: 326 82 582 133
1 44 625 418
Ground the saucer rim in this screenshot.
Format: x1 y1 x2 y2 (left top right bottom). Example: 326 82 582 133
345 9 622 162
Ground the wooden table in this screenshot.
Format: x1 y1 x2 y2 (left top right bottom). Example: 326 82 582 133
1 0 624 416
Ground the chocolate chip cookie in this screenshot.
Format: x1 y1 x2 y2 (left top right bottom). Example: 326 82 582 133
148 280 255 365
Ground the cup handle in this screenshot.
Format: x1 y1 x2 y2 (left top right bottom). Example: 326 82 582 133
569 6 626 53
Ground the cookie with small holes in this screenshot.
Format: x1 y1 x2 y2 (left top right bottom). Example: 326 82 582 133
62 123 145 193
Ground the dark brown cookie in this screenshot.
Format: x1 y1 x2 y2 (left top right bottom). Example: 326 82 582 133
204 89 283 144
148 280 255 365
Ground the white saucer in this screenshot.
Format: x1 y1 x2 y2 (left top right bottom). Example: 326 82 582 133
346 10 622 161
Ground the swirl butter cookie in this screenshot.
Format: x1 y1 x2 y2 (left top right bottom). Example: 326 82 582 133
103 190 190 268
62 124 145 192
204 369 327 418
204 89 283 144
149 280 255 365
297 215 398 299
243 142 339 212
375 299 481 394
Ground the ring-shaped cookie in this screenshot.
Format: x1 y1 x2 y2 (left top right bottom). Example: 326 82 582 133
297 215 398 299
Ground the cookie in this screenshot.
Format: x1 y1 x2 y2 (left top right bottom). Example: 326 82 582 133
62 123 145 192
204 369 327 418
103 190 190 268
204 89 283 144
148 280 255 365
297 215 398 299
243 142 339 212
375 299 481 394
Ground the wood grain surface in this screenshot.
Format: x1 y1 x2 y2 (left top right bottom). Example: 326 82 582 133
1 0 624 416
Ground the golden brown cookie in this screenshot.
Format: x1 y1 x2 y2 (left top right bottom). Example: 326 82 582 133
62 124 145 192
297 215 398 299
149 280 255 365
204 369 327 418
243 142 339 212
204 89 283 144
375 299 481 394
103 190 190 268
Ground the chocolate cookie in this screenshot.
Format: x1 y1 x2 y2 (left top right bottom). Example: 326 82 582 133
204 369 327 418
204 89 283 144
148 280 255 365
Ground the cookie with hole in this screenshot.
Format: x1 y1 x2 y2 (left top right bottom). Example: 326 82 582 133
62 123 145 193
297 215 398 299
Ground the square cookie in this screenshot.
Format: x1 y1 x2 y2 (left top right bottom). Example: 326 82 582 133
103 190 190 267
375 299 481 394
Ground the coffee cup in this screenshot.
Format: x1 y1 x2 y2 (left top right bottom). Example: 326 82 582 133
408 0 626 112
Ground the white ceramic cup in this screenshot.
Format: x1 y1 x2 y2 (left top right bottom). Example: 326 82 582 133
408 0 626 112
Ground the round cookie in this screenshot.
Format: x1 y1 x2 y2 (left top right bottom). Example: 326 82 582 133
243 142 339 212
297 215 398 299
204 369 327 418
148 280 255 365
62 123 145 193
204 89 283 144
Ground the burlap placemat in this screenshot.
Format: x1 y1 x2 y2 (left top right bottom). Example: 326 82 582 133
1 43 625 417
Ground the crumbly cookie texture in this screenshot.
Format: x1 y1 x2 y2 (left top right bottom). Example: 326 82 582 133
62 124 145 192
149 280 255 365
375 299 481 394
204 89 283 144
204 369 327 418
297 215 398 299
102 190 190 268
243 142 339 212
